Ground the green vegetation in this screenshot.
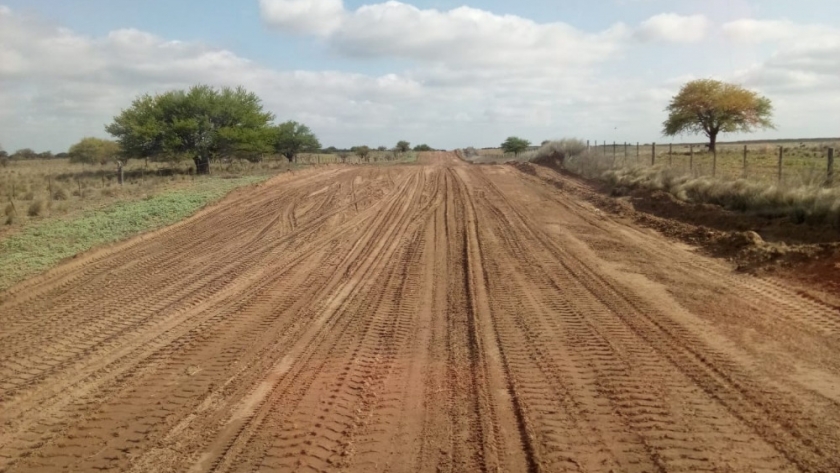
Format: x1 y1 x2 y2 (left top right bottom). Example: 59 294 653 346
272 121 322 163
69 137 121 165
663 79 775 153
353 145 371 162
0 175 266 290
501 136 531 157
106 85 278 174
396 140 411 154
413 144 433 152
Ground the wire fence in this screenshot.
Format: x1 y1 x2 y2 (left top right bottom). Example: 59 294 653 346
586 140 839 188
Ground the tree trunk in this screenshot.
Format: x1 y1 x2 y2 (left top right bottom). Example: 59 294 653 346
194 155 211 175
708 131 719 153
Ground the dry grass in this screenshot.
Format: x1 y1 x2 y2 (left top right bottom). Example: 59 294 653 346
0 157 299 236
603 165 840 225
589 140 839 187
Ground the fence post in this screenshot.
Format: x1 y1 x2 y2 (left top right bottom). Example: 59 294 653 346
49 176 53 200
713 147 717 177
668 143 672 166
778 146 784 184
743 145 748 178
651 142 656 166
828 148 835 186
603 141 607 156
587 140 590 151
613 141 616 163
624 142 628 159
689 145 694 174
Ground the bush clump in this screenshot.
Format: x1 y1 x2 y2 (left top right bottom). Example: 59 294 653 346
602 165 840 226
28 200 44 217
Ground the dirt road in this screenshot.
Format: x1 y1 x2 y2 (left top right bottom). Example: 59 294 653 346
2 152 840 472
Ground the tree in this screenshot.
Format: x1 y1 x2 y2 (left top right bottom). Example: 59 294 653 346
501 137 531 157
413 144 433 152
395 140 410 154
377 145 387 152
353 146 371 162
663 79 774 153
69 137 121 165
338 151 350 163
12 148 37 160
272 121 321 163
106 85 275 174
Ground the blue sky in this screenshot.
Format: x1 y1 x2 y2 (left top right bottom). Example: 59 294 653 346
1 0 839 152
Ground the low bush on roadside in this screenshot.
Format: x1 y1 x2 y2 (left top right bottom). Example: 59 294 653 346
603 165 840 225
27 200 44 217
522 139 588 166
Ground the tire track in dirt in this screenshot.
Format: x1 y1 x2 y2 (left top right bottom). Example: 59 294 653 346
3 153 840 473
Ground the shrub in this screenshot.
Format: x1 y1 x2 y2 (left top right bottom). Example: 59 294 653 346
28 200 44 217
53 187 68 200
22 191 35 201
4 203 15 217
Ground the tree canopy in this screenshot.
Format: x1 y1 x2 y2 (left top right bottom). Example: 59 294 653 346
69 137 121 165
413 144 433 152
272 121 321 163
12 149 38 160
663 79 774 152
105 85 275 173
395 140 411 153
501 137 531 157
353 146 371 162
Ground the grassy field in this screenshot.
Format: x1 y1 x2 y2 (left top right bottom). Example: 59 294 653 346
586 140 839 187
0 152 417 290
0 175 272 291
0 157 303 232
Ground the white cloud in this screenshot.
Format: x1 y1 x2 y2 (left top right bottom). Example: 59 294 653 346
2 3 840 153
259 0 345 36
722 19 840 46
634 13 710 43
724 20 840 95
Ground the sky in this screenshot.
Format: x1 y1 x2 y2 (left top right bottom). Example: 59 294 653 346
1 0 839 153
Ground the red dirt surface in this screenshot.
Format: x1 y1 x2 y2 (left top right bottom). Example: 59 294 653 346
2 152 840 472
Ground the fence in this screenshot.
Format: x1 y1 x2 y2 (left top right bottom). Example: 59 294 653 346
585 140 839 187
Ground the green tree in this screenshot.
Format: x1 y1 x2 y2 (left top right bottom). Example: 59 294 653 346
413 144 432 152
395 140 410 154
663 79 774 153
12 148 37 160
501 137 531 157
106 85 274 174
377 145 387 152
353 145 371 162
69 137 121 165
272 121 321 163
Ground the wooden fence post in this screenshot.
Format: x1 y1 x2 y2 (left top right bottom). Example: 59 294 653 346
624 142 628 159
651 142 656 166
690 145 694 173
668 143 672 166
613 141 616 163
743 145 748 178
828 148 835 186
778 146 784 184
49 176 53 200
713 147 717 177
586 140 590 151
636 142 640 159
